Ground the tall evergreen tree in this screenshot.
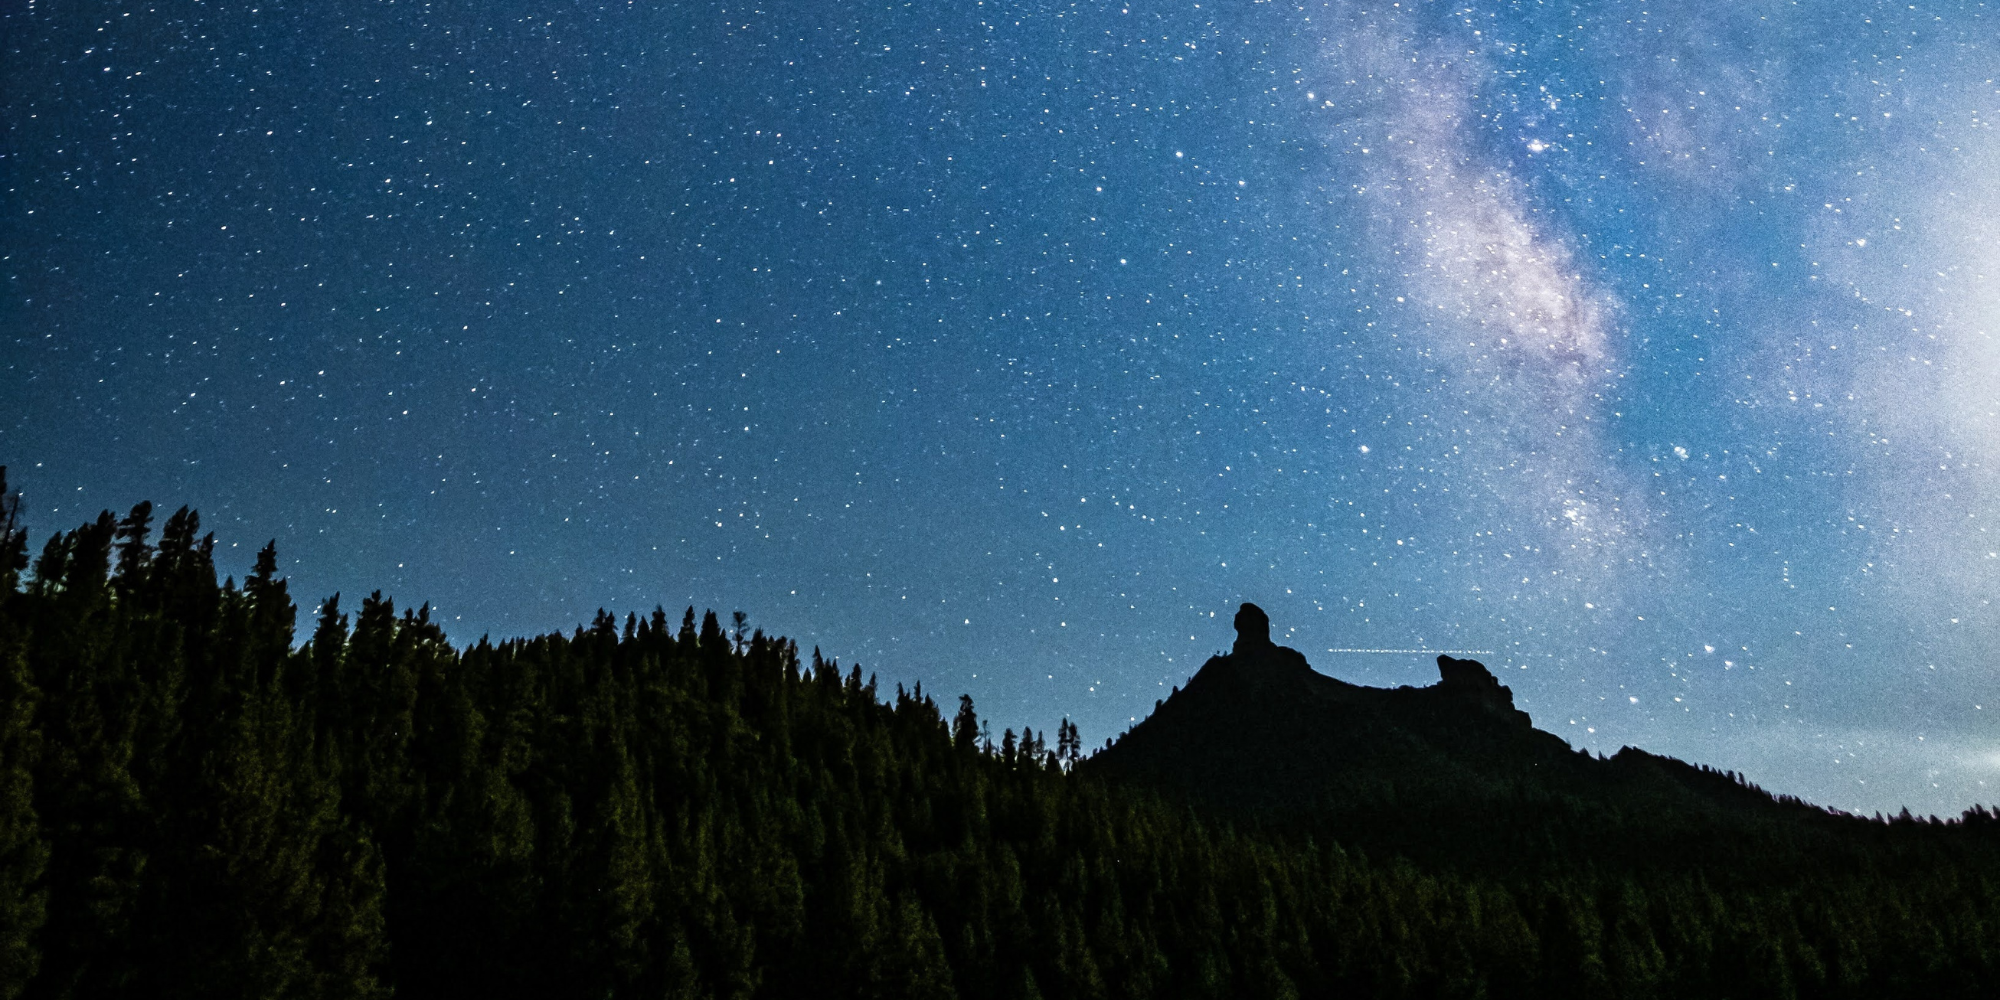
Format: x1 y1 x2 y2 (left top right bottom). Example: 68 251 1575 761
0 469 46 1000
954 696 980 753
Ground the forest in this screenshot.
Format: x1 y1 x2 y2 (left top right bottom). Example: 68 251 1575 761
2 474 1997 999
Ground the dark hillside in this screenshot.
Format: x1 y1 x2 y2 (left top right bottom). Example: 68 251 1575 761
1085 604 1936 880
2 487 1997 999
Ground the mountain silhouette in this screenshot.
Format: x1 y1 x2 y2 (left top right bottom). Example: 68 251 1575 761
9 488 1998 999
1084 603 1875 874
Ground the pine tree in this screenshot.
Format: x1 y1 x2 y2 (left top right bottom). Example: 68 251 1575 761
0 470 29 596
26 512 148 998
0 608 46 1000
0 469 44 1000
110 503 153 598
953 696 979 753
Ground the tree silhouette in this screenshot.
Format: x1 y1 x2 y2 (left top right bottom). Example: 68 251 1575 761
0 497 1993 999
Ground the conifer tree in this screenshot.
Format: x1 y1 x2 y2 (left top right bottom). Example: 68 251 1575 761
0 468 44 1000
110 503 152 597
0 471 29 597
953 696 979 753
0 596 45 1000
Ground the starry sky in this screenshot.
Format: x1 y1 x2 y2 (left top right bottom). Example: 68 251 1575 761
6 1 1997 816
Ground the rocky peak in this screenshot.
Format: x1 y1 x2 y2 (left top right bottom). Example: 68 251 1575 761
1177 602 1313 698
1232 602 1272 654
1436 654 1515 710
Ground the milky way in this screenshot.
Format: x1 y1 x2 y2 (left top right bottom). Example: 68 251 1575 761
5 1 1996 815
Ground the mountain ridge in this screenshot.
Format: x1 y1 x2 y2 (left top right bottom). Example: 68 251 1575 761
1083 603 1895 875
6 489 1998 997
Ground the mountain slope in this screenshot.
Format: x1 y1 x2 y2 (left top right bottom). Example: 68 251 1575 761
6 494 1999 998
1083 604 1906 875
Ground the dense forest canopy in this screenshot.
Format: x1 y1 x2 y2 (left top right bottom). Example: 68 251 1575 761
1 475 1996 999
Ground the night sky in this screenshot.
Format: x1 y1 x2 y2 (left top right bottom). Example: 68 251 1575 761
6 1 1997 816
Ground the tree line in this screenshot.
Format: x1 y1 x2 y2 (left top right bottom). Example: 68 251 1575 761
1 475 1996 998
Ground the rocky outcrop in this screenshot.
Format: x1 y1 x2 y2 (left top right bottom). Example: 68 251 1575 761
1083 601 1862 870
1436 653 1520 714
